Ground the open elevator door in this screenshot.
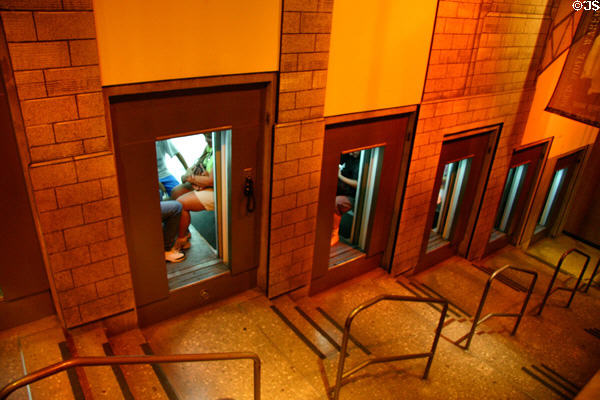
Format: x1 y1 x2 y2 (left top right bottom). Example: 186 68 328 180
310 114 410 294
485 141 548 255
530 149 585 244
417 127 498 272
107 74 274 325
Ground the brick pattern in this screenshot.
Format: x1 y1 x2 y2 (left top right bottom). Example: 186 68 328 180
425 0 550 101
269 120 323 296
278 0 333 123
1 6 133 327
392 0 548 275
392 90 534 274
268 0 333 297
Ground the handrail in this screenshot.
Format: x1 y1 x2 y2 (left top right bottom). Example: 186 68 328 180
456 264 537 350
0 352 261 400
582 258 599 293
331 294 448 400
536 248 590 316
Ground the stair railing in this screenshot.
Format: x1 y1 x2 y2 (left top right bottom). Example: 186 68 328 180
0 352 261 400
536 248 591 316
582 258 599 293
331 294 448 400
454 264 537 350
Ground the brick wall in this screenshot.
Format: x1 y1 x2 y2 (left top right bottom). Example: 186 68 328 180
268 0 332 297
392 0 550 275
1 1 134 328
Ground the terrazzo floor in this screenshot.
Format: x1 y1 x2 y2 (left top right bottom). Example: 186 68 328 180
1 236 599 399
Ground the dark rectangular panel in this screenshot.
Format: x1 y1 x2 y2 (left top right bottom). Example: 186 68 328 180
0 61 49 301
116 142 169 307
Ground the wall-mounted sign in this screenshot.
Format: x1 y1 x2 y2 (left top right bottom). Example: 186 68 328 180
547 11 600 128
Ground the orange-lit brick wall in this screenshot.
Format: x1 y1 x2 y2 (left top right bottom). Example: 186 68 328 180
392 0 551 275
268 0 332 296
1 0 557 319
1 1 134 327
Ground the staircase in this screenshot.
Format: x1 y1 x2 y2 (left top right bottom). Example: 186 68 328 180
1 254 598 399
0 318 176 400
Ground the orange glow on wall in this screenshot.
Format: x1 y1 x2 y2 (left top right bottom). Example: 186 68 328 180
324 0 438 116
93 0 281 86
522 52 598 157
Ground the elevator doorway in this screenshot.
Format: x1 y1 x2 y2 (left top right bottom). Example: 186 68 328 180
531 150 584 244
106 74 275 325
417 128 498 271
485 141 548 255
311 114 411 294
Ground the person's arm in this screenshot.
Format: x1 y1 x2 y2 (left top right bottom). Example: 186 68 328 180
185 167 214 188
338 168 358 188
175 152 188 170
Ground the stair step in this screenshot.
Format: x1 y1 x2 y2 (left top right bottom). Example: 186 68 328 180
271 295 337 358
19 326 75 399
295 295 372 356
69 325 125 399
108 329 172 400
0 335 28 400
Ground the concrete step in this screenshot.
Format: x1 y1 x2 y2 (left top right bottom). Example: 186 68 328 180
0 334 28 400
0 316 60 400
19 325 75 400
270 294 337 359
295 294 373 357
69 324 125 399
107 329 172 400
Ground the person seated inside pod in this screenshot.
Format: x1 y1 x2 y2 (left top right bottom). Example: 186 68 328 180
161 200 186 263
170 133 214 251
332 151 359 246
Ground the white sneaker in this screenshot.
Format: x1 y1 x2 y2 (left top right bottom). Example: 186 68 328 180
165 249 186 263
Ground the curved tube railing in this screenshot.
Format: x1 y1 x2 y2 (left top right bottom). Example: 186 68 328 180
456 264 537 350
0 352 261 400
331 294 448 400
582 258 599 293
536 248 590 316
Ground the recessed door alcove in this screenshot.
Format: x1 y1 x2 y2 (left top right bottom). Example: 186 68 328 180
105 73 275 325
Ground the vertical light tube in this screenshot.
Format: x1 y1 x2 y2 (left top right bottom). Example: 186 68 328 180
442 158 471 240
538 168 567 227
434 163 453 233
358 147 383 249
213 129 231 264
498 164 528 232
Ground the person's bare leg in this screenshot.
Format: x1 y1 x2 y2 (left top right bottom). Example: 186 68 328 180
170 182 193 200
331 212 342 246
331 195 352 246
175 192 206 247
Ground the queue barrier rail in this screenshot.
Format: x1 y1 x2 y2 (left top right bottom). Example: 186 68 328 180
455 264 537 350
537 248 591 316
331 294 448 400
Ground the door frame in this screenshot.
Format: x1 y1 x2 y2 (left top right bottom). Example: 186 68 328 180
416 124 501 273
484 138 551 255
103 72 276 325
522 146 589 248
309 106 416 294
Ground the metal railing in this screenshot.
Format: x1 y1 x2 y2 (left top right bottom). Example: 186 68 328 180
0 352 261 400
582 258 600 293
331 294 448 400
536 248 590 316
455 265 537 350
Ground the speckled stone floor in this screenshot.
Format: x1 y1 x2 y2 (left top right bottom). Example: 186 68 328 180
1 237 599 399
